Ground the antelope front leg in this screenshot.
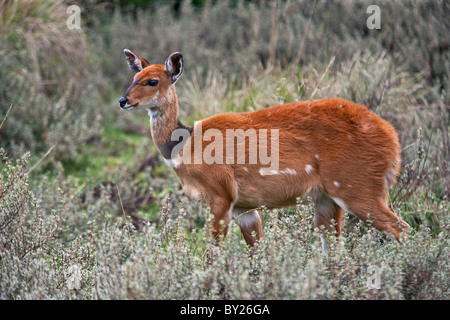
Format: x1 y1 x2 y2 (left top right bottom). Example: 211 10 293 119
209 198 233 245
204 198 232 270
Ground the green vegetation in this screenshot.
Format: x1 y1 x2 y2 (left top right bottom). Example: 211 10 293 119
1 0 449 300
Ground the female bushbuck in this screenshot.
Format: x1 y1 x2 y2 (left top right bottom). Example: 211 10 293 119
119 50 409 251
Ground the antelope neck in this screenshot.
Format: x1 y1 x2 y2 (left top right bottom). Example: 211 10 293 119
149 90 193 160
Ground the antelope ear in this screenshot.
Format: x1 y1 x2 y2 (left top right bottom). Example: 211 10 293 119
165 52 183 84
123 49 150 73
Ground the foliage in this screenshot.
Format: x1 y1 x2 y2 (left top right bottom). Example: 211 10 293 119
1 150 448 299
0 0 103 160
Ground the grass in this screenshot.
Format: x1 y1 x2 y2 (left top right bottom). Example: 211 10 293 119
62 122 144 183
1 0 449 300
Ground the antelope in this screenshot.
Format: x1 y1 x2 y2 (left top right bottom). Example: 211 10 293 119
119 50 409 251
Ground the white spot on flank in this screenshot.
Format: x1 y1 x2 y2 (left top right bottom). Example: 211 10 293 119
259 168 296 176
305 164 314 174
315 154 320 160
243 167 249 172
347 184 352 188
334 181 340 187
259 168 279 176
280 168 297 176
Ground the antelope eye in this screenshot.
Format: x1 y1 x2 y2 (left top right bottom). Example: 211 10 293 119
146 79 159 86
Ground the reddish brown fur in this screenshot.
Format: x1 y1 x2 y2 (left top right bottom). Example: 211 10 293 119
120 51 409 249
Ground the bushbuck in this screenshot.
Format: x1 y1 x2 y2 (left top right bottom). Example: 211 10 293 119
119 50 409 251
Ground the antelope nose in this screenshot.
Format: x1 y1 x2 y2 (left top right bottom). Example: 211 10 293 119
119 97 128 108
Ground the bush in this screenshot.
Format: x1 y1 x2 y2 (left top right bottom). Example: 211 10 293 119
0 0 103 160
1 151 448 299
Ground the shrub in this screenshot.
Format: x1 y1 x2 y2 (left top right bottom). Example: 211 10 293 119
2 152 448 300
0 0 103 160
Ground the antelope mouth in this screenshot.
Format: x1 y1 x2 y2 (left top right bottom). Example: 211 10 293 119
121 103 138 110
